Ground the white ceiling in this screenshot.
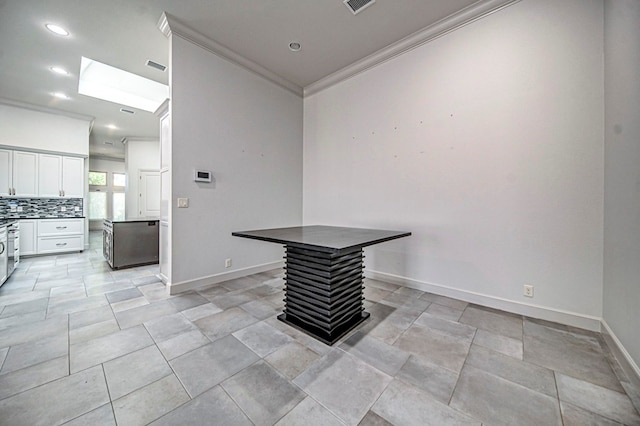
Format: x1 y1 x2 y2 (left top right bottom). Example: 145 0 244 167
0 0 483 158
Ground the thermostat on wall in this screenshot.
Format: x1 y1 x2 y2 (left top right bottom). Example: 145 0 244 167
194 170 212 182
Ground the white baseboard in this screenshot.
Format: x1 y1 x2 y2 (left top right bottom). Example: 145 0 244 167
167 260 284 295
365 270 602 332
601 320 640 383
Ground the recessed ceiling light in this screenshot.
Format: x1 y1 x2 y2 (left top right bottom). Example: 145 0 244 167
106 124 118 129
52 92 69 99
50 66 69 75
289 42 301 52
119 108 135 114
146 60 167 72
45 24 69 36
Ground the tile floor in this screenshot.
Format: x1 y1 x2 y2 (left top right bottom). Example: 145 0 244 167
0 232 639 425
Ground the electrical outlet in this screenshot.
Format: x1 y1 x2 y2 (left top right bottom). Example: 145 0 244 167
177 198 189 208
225 258 232 268
524 285 534 298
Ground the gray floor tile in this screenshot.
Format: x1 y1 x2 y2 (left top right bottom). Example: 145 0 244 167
194 306 259 341
0 297 49 318
0 365 110 426
208 292 259 310
170 335 260 397
105 287 142 304
473 328 523 359
222 361 305 426
103 345 173 400
466 344 557 397
70 325 154 373
373 379 479 426
0 356 68 400
395 355 459 404
1 333 68 375
524 321 623 392
0 314 67 348
425 302 465 321
68 305 115 330
112 374 190 425
394 324 472 373
85 280 135 297
459 305 522 339
264 341 320 379
62 403 116 426
248 283 283 297
0 310 47 330
364 279 401 292
150 385 252 426
359 410 394 426
420 293 469 310
114 299 177 329
275 396 344 426
556 372 640 425
156 329 211 360
239 299 281 320
69 318 120 345
294 349 392 425
138 282 171 302
560 401 623 426
232 321 293 357
144 312 197 343
414 312 476 342
340 331 410 376
181 303 223 321
450 365 562 426
363 285 393 303
110 296 150 312
0 346 8 370
221 276 261 292
168 291 209 311
46 294 109 317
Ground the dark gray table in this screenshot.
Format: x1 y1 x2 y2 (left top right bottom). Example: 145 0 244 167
232 225 411 345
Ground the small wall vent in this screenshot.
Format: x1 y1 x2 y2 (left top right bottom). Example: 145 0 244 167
146 60 167 72
343 0 376 15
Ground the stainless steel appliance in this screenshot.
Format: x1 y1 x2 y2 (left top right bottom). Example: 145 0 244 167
103 219 159 269
7 222 19 277
0 226 7 286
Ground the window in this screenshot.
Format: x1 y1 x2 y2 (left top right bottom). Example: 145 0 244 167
88 171 107 186
89 192 107 220
113 192 125 221
113 173 126 188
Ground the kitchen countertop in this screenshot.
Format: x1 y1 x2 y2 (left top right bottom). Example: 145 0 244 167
0 218 19 226
104 217 160 223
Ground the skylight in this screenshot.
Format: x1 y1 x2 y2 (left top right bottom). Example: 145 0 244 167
78 57 168 113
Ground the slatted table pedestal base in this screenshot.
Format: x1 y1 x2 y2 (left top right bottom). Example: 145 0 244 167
278 246 369 345
232 226 411 345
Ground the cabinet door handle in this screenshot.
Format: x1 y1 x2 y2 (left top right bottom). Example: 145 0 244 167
56 226 67 230
0 242 4 254
56 243 67 247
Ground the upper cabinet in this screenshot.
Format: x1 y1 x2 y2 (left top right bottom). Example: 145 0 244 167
2 148 84 198
1 149 39 197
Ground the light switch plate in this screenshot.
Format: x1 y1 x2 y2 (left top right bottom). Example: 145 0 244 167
177 198 189 208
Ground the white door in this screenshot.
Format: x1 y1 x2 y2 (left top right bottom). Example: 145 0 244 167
139 170 160 217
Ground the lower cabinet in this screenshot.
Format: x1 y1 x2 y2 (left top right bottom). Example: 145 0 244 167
18 220 37 256
19 218 85 256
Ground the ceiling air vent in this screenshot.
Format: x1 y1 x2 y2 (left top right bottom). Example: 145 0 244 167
343 0 376 15
146 59 167 72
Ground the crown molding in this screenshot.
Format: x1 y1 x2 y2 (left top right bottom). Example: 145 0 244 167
157 12 303 97
0 97 95 123
304 0 521 97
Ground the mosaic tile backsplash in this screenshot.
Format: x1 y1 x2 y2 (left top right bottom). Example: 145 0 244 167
0 197 83 218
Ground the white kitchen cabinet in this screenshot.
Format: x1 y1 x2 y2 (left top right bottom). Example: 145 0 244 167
0 149 11 196
38 154 84 198
12 151 38 197
18 220 37 256
36 218 84 254
38 153 63 197
61 156 84 197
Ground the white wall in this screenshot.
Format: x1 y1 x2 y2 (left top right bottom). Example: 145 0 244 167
303 0 604 328
124 139 159 218
0 103 90 156
603 0 640 373
169 34 303 287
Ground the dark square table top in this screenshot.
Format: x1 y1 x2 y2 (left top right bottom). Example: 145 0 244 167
232 225 411 253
